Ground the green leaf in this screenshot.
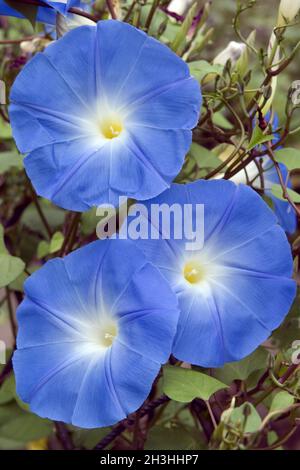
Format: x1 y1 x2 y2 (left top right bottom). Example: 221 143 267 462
145 424 202 450
274 148 300 171
37 232 65 259
212 112 234 130
81 208 98 236
0 225 25 288
71 427 110 450
160 22 181 44
0 300 8 326
0 401 52 448
0 152 23 174
188 60 223 82
271 184 300 203
0 225 7 254
213 347 268 385
272 294 300 348
222 402 261 434
140 5 168 36
247 126 274 151
22 202 65 237
163 365 227 403
0 376 15 405
37 241 49 259
267 430 279 446
171 2 198 54
49 231 64 254
9 271 27 293
270 391 294 413
0 121 12 140
0 254 25 288
0 436 24 450
189 143 221 170
0 412 52 443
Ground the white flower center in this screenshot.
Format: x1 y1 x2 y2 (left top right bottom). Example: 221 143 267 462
80 315 119 354
80 102 127 146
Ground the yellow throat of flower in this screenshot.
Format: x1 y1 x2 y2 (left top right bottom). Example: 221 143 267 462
183 260 206 284
100 117 123 140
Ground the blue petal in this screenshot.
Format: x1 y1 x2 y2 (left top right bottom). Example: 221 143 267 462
14 240 179 427
107 130 189 203
9 21 201 210
126 126 191 178
207 184 277 253
115 263 179 363
16 298 84 349
134 180 239 243
13 344 90 423
43 24 97 105
214 225 293 277
202 283 271 364
173 292 225 367
71 353 127 428
135 181 296 367
24 141 110 211
107 138 164 203
127 77 201 129
22 257 94 327
95 20 200 114
10 49 92 153
109 343 159 416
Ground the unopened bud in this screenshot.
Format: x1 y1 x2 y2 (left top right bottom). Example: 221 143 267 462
168 0 195 16
278 0 300 26
20 40 37 55
20 37 51 55
213 41 246 67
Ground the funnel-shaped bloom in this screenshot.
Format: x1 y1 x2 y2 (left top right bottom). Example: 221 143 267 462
13 240 179 428
9 20 201 211
131 180 296 367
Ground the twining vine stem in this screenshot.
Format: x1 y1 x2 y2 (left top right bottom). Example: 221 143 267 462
94 395 170 450
54 422 74 450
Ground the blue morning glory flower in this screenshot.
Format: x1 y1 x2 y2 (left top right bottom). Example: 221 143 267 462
9 20 201 211
0 0 80 24
131 180 296 367
232 114 297 234
13 240 179 428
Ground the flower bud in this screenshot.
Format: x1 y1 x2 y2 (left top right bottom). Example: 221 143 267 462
213 41 246 67
278 0 300 26
168 0 195 16
20 40 37 55
20 37 51 55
